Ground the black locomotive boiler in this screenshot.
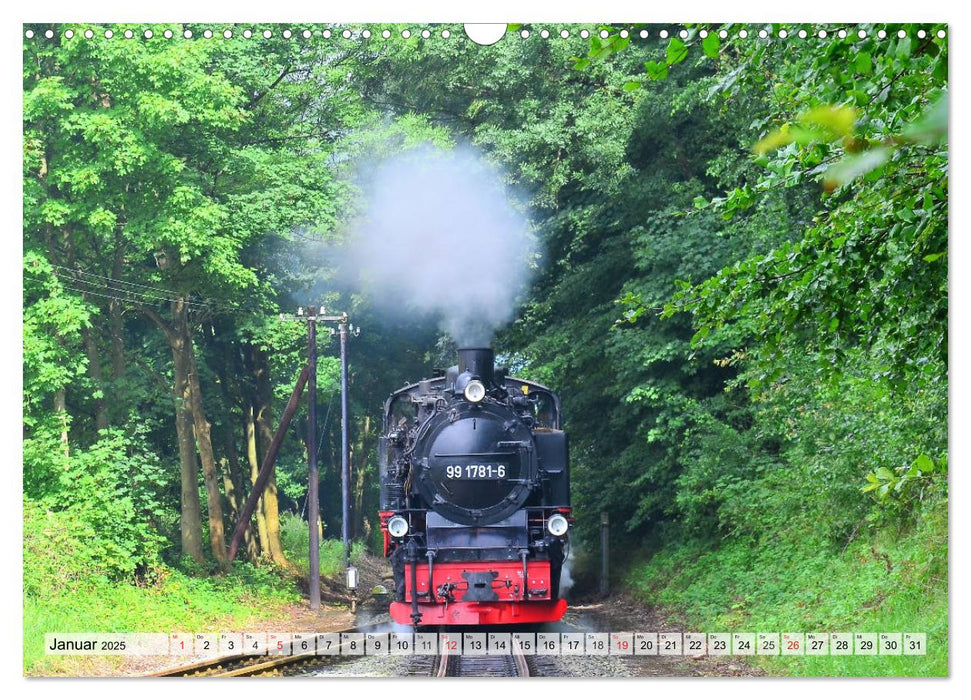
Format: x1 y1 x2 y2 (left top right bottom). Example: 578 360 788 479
379 347 570 626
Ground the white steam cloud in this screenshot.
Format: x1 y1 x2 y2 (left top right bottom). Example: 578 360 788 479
345 147 535 347
559 547 575 598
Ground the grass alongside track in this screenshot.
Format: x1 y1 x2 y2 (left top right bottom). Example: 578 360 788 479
279 513 366 579
626 500 947 677
23 520 366 677
22 505 370 676
23 563 303 676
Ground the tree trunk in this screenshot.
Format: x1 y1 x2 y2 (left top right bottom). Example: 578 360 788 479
82 326 109 432
260 450 288 566
168 301 205 564
183 326 228 565
219 433 258 563
210 328 260 563
352 414 373 541
219 455 239 522
108 238 126 384
252 346 289 567
245 405 270 557
54 388 69 458
59 226 109 434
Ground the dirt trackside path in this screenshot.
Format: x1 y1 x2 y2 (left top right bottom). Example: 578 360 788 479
561 592 765 677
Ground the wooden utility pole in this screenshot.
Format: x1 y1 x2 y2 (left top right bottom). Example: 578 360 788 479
339 315 351 570
307 307 321 610
600 511 610 597
276 308 357 609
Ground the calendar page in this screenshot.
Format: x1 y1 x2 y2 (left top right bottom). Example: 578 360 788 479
20 1 950 688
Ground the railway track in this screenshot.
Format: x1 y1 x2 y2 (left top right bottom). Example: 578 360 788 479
150 622 535 678
153 646 532 678
152 651 321 677
148 622 388 678
434 645 530 678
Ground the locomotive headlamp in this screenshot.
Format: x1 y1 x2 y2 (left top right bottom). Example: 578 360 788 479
464 379 487 403
387 515 409 538
547 513 569 537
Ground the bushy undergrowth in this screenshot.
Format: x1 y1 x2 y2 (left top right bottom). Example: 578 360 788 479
22 427 304 675
619 353 948 678
24 562 301 674
23 422 173 583
279 512 365 578
627 495 947 677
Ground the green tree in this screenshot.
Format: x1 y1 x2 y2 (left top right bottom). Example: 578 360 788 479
23 24 371 566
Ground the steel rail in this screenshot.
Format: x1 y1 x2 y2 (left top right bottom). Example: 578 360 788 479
147 622 388 677
434 647 530 678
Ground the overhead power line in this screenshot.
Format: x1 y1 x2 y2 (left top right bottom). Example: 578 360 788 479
49 267 271 316
55 282 209 310
50 264 199 299
50 265 213 310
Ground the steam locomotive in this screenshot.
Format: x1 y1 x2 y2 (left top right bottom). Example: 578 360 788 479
379 347 570 626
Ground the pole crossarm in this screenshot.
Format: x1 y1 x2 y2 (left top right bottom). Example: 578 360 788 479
279 309 348 324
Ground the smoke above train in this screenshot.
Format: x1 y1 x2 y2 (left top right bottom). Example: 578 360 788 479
345 146 536 347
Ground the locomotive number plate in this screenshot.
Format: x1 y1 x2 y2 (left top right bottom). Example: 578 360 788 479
444 463 507 479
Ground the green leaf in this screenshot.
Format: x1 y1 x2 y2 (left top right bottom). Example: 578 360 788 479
666 37 688 65
800 105 858 138
923 252 946 263
896 35 913 58
609 36 631 54
915 454 935 474
702 32 720 59
875 467 895 480
789 125 831 146
644 60 669 81
823 147 891 187
690 325 711 345
623 81 642 91
754 126 794 154
854 51 873 75
902 95 948 145
692 196 708 209
572 57 591 71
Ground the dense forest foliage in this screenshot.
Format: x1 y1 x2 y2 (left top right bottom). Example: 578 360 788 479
23 23 947 675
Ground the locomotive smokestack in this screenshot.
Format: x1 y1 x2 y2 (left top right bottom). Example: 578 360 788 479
458 347 495 388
